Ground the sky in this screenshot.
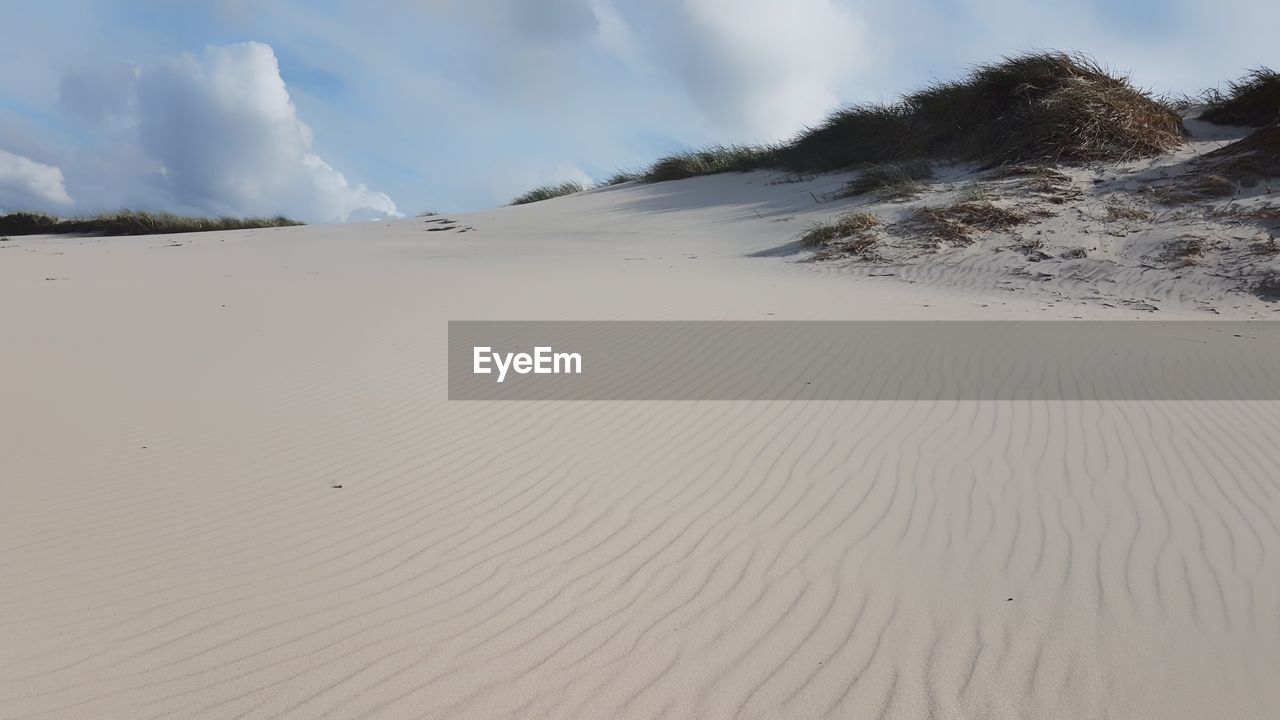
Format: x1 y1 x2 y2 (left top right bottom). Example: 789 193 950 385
0 0 1276 222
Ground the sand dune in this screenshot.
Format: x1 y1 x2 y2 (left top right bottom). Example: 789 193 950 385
2 169 1279 719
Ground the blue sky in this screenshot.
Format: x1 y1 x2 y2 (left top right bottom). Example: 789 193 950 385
0 0 1275 221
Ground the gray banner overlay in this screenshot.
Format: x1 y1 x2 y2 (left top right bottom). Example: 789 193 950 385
448 321 1280 401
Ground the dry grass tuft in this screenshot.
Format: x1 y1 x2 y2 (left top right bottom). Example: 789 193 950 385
1214 203 1280 228
912 201 1039 245
1105 203 1153 222
1163 236 1205 265
1199 68 1280 127
800 212 881 259
1252 237 1280 255
988 164 1069 179
1013 236 1046 253
841 161 934 200
957 183 994 203
1148 173 1238 204
991 165 1082 204
0 210 302 236
1244 205 1280 223
1196 174 1241 196
900 52 1184 164
800 211 879 246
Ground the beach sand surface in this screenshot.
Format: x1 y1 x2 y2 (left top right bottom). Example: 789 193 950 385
2 171 1279 719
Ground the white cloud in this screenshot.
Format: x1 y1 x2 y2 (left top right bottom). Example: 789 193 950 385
611 0 871 142
0 148 73 211
6 0 1274 214
589 0 642 66
55 41 398 222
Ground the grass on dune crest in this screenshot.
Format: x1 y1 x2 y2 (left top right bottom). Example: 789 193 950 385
1200 68 1280 127
605 51 1185 187
602 171 642 186
0 210 302 236
509 181 584 205
1178 69 1280 188
777 103 918 172
640 145 778 182
896 52 1184 164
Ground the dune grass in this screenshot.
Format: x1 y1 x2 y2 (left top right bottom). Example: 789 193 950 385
799 212 881 260
509 181 585 206
602 171 642 186
799 212 880 247
841 161 934 200
0 210 302 237
640 145 778 182
0 212 62 235
1196 121 1280 182
622 52 1184 186
776 104 915 172
883 52 1183 165
1200 68 1280 127
505 53 1185 201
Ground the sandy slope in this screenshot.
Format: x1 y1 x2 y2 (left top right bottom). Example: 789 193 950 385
2 172 1279 719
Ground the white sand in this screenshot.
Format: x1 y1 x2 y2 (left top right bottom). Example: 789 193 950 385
2 163 1279 719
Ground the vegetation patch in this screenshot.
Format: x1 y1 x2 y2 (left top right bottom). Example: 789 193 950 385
1195 122 1280 182
1214 203 1280 229
1252 237 1280 255
800 212 881 259
1147 173 1238 204
624 52 1184 184
912 201 1040 245
1243 204 1280 224
0 212 61 235
641 145 777 182
1199 68 1280 127
786 52 1182 170
1105 203 1153 222
776 103 916 172
602 171 641 186
1163 235 1205 266
1191 174 1236 198
841 161 934 201
510 180 584 205
0 210 302 236
990 165 1082 204
1011 236 1051 259
956 183 994 203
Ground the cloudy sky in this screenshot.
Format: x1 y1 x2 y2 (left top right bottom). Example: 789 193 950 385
0 0 1275 221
